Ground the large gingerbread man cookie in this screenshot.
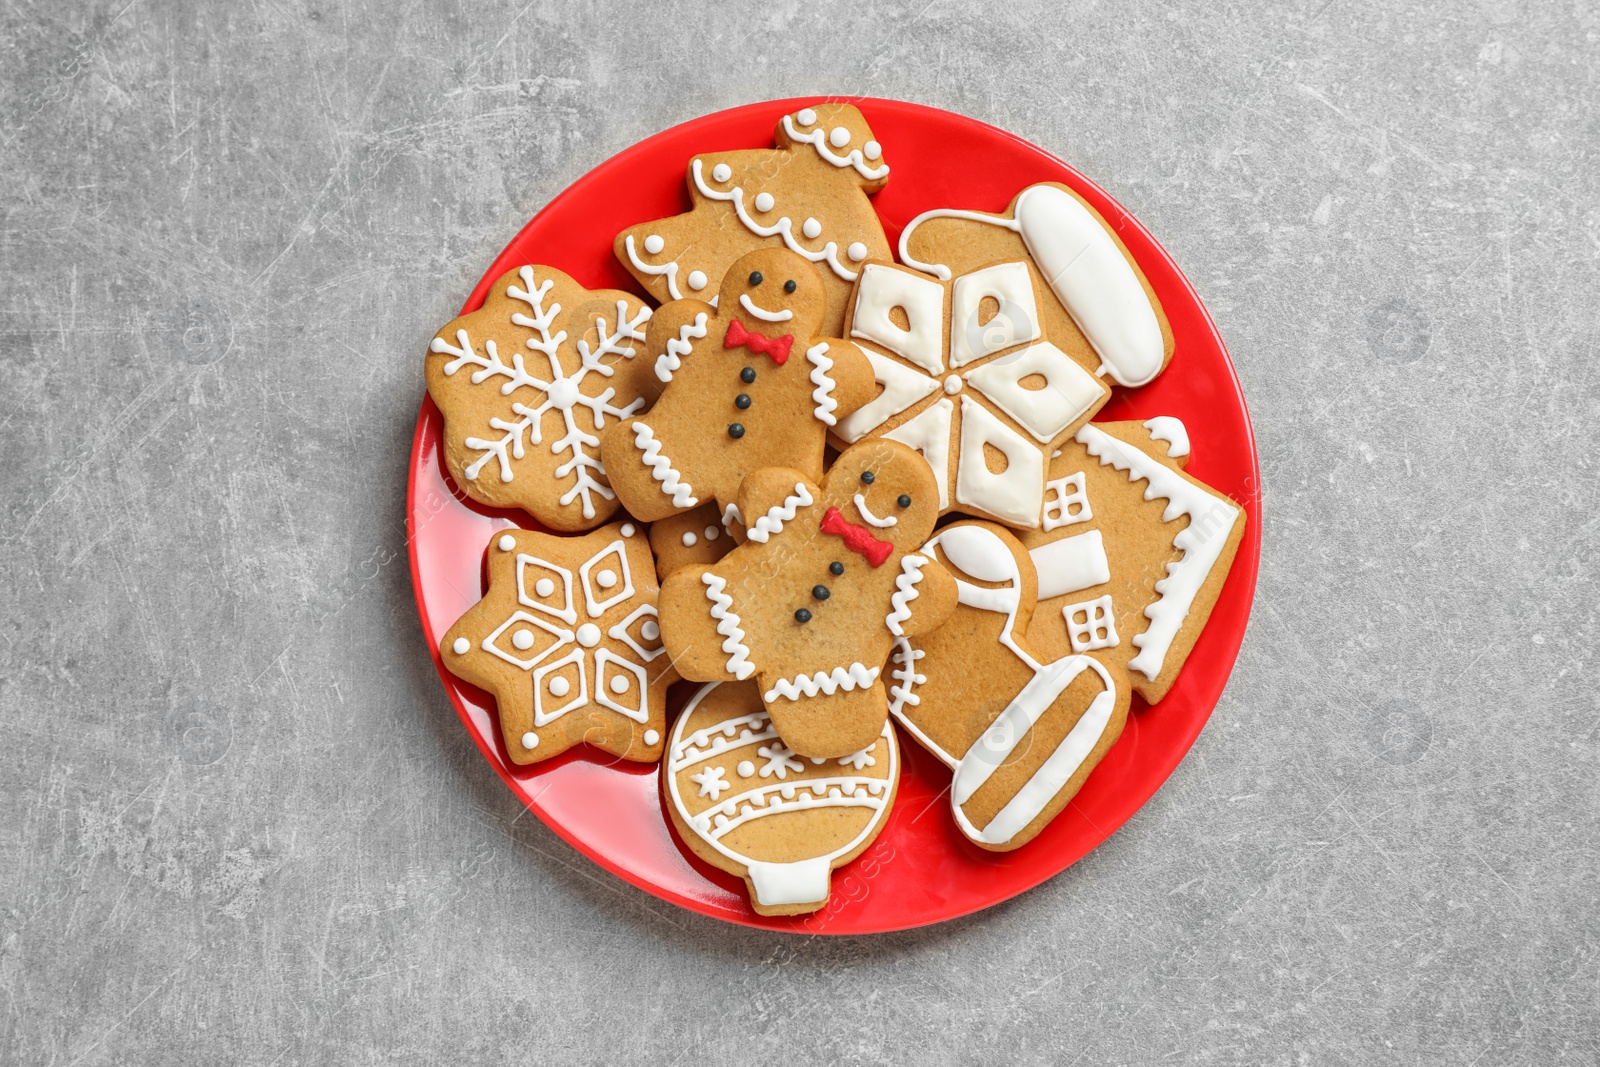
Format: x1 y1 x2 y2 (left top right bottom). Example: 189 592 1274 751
615 102 892 337
439 523 676 765
657 439 959 758
598 248 875 524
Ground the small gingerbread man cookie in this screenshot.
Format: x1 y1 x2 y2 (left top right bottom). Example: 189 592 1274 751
439 522 675 765
598 248 876 524
657 439 959 758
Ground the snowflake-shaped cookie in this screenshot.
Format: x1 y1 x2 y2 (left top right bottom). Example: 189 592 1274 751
831 261 1112 528
426 265 654 531
439 522 676 765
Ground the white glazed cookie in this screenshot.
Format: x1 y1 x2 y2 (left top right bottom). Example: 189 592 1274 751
665 681 898 916
439 522 676 764
615 102 892 337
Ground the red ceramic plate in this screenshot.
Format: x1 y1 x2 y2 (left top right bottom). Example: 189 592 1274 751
407 98 1261 933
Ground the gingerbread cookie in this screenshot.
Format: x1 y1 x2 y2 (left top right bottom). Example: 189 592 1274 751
1018 419 1245 703
598 248 876 523
426 266 655 530
616 102 892 337
664 681 898 916
657 439 958 758
439 522 675 764
897 182 1173 388
830 260 1110 528
887 521 1125 851
648 502 739 578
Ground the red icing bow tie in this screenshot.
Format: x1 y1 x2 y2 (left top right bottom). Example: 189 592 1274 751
725 319 793 365
819 506 893 568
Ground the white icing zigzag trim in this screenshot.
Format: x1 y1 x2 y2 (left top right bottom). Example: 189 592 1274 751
623 234 683 300
744 483 814 543
669 712 778 773
691 160 861 284
764 663 880 703
632 422 698 508
656 312 708 383
702 573 755 680
884 553 927 637
805 342 839 426
780 114 890 181
1076 424 1240 682
692 776 890 840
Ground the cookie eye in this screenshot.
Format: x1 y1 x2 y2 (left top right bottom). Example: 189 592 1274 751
783 279 797 293
748 271 763 286
860 471 875 485
897 494 912 508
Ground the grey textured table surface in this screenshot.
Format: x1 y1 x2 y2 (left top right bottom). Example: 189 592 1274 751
3 1 1596 1063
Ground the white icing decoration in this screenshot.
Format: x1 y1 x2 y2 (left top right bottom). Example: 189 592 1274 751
687 270 708 291
849 265 946 372
451 638 470 655
607 603 665 662
521 732 538 749
631 422 698 509
863 140 881 161
753 191 775 213
498 534 516 552
576 623 601 648
737 760 756 778
847 242 867 262
963 341 1103 444
779 114 889 180
805 342 840 426
1042 472 1091 531
954 396 1045 527
578 540 633 618
829 126 851 147
596 569 617 589
764 663 880 702
641 620 660 640
852 492 898 529
745 482 814 543
711 162 732 182
884 553 927 637
655 312 708 384
802 217 822 239
620 523 635 537
595 649 648 720
643 729 660 745
796 108 816 126
512 629 535 650
1143 416 1190 458
610 675 630 694
882 397 952 509
534 577 555 598
1031 530 1111 599
757 742 803 779
943 374 962 395
1064 594 1118 652
692 765 730 799
833 349 939 443
948 261 1042 367
895 209 1021 280
721 502 743 528
516 554 577 625
886 639 942 758
839 748 876 770
738 293 793 323
622 234 683 301
690 160 862 283
682 531 698 547
548 676 570 697
531 647 588 725
643 234 664 255
430 267 650 517
702 574 756 680
704 525 719 541
1076 424 1240 679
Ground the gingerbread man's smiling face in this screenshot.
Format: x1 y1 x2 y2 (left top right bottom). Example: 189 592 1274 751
718 248 827 340
822 439 942 558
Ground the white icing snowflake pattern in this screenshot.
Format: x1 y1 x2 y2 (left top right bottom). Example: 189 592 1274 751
837 748 877 771
757 742 805 780
690 765 730 800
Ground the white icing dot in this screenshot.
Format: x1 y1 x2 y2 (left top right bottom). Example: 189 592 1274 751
577 623 601 648
704 526 720 541
596 568 618 589
829 126 851 147
1051 450 1062 459
711 163 732 182
643 234 664 255
497 534 516 552
797 107 816 125
736 760 755 778
847 242 868 262
643 729 660 745
754 191 775 213
864 140 881 161
810 756 826 765
620 523 636 536
944 374 963 395
512 629 535 650
535 578 556 597
681 531 698 547
687 270 707 291
610 675 630 694
451 638 470 655
548 677 570 697
521 732 539 749
640 620 660 641
802 217 822 239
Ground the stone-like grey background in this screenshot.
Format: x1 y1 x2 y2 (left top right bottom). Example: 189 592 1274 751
2 0 1595 1062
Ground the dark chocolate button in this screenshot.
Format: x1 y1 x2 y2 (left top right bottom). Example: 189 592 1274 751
794 608 812 623
740 366 756 384
812 585 830 601
728 423 745 439
735 393 751 410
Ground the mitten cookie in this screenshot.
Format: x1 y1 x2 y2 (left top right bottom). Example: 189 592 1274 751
657 439 959 758
426 266 654 530
599 248 875 523
897 182 1173 388
439 523 676 764
830 260 1111 529
1018 418 1246 703
664 681 898 916
887 521 1126 851
616 102 892 337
